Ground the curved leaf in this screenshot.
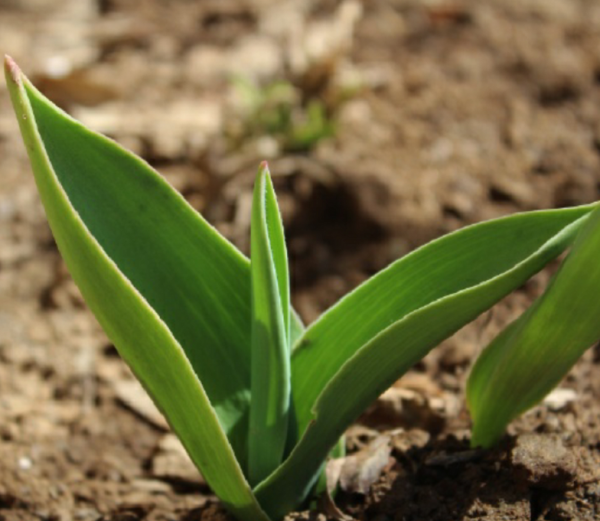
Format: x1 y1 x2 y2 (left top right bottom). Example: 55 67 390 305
260 205 596 519
290 205 595 438
468 204 600 448
5 56 270 521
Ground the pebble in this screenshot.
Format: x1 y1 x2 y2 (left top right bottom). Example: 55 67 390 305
543 388 577 411
18 455 33 470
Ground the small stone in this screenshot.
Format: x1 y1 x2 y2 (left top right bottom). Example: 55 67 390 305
543 388 577 412
18 456 32 470
74 508 101 521
511 433 577 490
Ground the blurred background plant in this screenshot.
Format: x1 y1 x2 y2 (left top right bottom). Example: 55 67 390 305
230 76 337 153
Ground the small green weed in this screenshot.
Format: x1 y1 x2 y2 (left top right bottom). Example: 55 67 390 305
232 77 335 152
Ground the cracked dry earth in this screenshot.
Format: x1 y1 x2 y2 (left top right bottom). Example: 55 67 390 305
1 0 600 520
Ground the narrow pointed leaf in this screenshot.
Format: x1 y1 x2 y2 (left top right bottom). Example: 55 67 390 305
248 164 291 485
259 205 596 519
4 57 270 521
262 166 291 345
468 204 600 448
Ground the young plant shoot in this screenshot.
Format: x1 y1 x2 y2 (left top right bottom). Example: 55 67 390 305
5 56 600 521
249 165 291 486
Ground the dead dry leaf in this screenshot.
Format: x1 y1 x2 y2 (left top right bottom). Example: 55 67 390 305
318 488 355 521
336 434 392 495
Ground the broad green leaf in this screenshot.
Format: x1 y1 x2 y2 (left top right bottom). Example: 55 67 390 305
468 205 600 448
8 61 252 455
248 164 291 485
289 205 595 440
259 205 596 519
4 57 270 521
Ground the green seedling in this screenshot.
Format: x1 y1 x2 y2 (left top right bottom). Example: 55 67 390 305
232 76 335 152
5 55 600 521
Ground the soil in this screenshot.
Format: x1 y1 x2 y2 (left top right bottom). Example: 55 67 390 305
1 0 600 520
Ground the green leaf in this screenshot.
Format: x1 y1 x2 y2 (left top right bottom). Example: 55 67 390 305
468 204 600 448
248 163 291 485
257 204 596 519
290 205 594 438
4 56 270 521
290 308 305 346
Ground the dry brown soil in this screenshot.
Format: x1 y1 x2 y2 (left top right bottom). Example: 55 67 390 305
1 1 600 520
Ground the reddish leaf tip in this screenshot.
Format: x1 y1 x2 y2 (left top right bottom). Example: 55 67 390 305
4 55 22 86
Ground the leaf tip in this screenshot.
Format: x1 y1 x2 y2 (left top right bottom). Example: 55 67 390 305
255 161 271 190
4 55 22 86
